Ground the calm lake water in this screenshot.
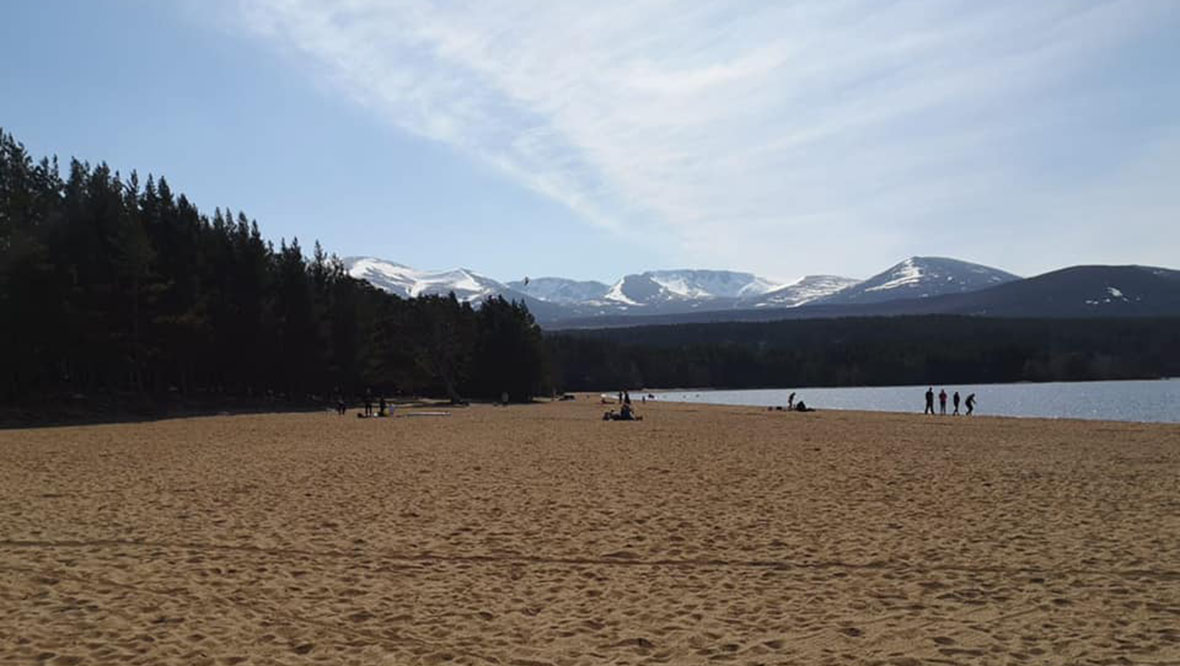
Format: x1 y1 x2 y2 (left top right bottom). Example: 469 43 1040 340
656 379 1180 424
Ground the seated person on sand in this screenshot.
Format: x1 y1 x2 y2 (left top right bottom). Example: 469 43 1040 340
602 403 643 421
794 400 815 412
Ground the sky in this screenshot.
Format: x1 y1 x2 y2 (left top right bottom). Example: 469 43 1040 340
2 1 1177 284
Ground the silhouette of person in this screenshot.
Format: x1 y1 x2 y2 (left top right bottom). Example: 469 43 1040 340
965 393 976 416
364 388 373 417
938 389 947 415
788 392 796 410
378 396 387 417
952 391 961 415
623 391 632 406
924 387 935 415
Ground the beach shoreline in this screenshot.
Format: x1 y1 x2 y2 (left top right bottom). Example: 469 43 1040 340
652 379 1180 425
2 398 1178 664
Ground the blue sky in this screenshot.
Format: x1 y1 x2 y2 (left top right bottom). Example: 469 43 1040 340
2 1 1177 283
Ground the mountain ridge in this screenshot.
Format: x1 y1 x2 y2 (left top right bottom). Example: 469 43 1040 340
547 265 1180 328
816 256 1020 305
343 257 1179 325
344 258 858 318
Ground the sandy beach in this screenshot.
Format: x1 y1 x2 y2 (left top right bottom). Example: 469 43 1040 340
1 398 1178 665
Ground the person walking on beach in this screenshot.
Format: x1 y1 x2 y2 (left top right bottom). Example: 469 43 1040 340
952 391 961 415
938 389 948 414
924 387 935 415
965 393 976 416
788 392 796 410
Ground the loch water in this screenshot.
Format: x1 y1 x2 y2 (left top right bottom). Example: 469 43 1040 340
656 379 1180 423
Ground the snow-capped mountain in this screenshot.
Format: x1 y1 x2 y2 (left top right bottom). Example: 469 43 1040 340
343 256 577 321
506 277 611 305
344 259 837 319
344 256 508 303
343 255 1066 325
601 270 783 308
751 275 862 308
818 256 1019 305
642 269 779 300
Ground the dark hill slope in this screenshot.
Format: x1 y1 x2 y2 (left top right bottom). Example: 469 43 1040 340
932 265 1180 317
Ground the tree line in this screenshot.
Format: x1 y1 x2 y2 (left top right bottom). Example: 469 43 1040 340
0 128 546 415
546 315 1180 391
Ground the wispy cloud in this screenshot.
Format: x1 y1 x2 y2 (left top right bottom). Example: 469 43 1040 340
225 0 1179 278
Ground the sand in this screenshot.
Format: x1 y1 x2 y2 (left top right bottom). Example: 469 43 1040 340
1 398 1178 665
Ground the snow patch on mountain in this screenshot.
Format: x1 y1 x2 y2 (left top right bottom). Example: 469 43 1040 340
865 258 923 292
754 275 861 307
344 256 504 302
603 279 641 306
595 270 787 308
650 275 711 299
506 277 610 304
645 270 779 300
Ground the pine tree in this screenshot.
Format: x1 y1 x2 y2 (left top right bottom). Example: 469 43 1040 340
471 296 545 402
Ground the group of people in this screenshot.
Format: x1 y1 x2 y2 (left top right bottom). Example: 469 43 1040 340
603 389 643 421
924 387 975 415
336 388 391 418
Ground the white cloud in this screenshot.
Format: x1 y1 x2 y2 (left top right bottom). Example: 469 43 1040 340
224 0 1179 279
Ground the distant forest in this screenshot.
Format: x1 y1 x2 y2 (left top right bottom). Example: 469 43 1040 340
3 127 1177 421
546 316 1180 391
0 128 547 414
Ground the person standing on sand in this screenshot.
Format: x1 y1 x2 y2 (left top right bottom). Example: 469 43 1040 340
965 393 976 415
364 388 373 417
788 392 796 410
939 389 948 414
924 387 935 415
953 391 961 415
